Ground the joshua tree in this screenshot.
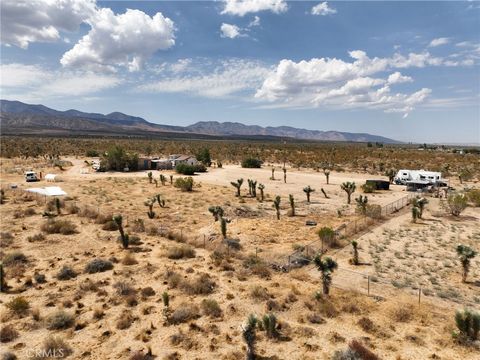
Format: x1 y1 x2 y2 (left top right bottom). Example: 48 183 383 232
303 186 315 203
258 184 265 202
341 182 356 204
273 196 281 220
145 199 156 219
262 313 278 339
160 174 167 186
208 206 224 221
411 197 428 218
321 188 329 199
248 179 257 197
113 214 129 249
385 169 396 184
355 195 368 215
324 169 330 184
351 240 359 265
411 206 420 223
162 291 170 323
283 168 287 183
55 197 61 215
155 194 166 208
0 262 5 292
154 179 158 187
242 314 258 360
220 217 227 239
455 308 480 341
456 245 477 283
231 178 244 197
169 175 173 185
288 194 295 216
314 255 338 295
271 167 275 180
147 171 153 183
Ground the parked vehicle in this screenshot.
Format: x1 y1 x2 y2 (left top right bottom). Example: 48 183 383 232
394 169 442 185
24 171 39 182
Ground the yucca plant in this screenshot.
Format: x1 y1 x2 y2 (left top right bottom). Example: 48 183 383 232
303 186 315 203
324 169 330 184
411 206 420 223
262 313 278 339
283 168 287 183
144 199 156 219
385 169 396 183
270 167 275 180
242 314 258 360
288 194 295 216
273 196 281 220
351 240 359 265
341 182 356 204
169 175 173 185
113 214 129 249
355 195 368 215
155 194 166 208
147 171 153 183
456 244 477 283
220 217 227 239
231 178 244 197
162 291 170 323
0 262 6 292
314 255 338 295
250 180 257 198
160 174 167 186
411 197 428 218
258 184 265 202
208 206 224 221
55 198 61 215
321 188 329 199
455 308 480 341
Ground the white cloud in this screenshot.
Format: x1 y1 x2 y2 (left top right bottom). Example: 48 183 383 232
220 23 244 39
311 2 337 16
0 0 96 49
254 51 443 116
387 71 413 84
428 37 450 47
221 0 287 16
137 59 270 98
249 16 261 27
1 63 121 100
61 8 175 72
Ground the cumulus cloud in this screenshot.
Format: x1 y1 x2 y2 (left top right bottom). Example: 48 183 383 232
220 23 244 39
311 2 337 16
0 0 96 49
249 16 261 27
428 37 450 47
1 63 121 100
254 51 444 116
137 59 270 98
221 0 287 16
61 8 175 72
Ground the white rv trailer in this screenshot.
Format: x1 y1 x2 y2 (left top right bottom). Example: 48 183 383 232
394 169 442 185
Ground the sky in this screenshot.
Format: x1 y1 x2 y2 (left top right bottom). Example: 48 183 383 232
1 0 479 144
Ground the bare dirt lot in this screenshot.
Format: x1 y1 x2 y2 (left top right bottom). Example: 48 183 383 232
1 157 479 360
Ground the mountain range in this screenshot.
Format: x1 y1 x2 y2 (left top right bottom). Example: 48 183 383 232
0 100 399 143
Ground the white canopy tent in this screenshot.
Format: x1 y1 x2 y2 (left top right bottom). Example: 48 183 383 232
26 186 67 196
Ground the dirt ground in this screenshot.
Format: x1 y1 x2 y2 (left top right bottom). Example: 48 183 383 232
1 157 479 360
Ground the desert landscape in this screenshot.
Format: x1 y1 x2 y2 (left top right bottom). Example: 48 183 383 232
0 138 479 360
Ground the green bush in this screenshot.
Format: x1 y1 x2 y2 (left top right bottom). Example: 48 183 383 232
174 177 194 192
84 259 113 274
2 251 28 266
455 308 480 342
6 297 30 316
241 158 262 168
100 145 138 171
201 299 222 318
467 189 480 207
56 265 77 280
47 310 75 330
41 219 77 235
176 163 207 175
166 245 196 259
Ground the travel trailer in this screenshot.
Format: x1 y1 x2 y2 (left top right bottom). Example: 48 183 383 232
394 169 442 185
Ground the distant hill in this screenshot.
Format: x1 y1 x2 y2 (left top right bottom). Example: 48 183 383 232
0 100 399 143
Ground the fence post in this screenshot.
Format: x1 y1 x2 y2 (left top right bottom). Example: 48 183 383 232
418 288 421 305
367 276 370 296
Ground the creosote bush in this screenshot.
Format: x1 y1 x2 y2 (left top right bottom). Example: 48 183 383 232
85 259 113 274
169 303 200 324
201 299 222 318
6 296 30 316
174 177 194 192
165 244 196 260
180 273 216 295
56 265 77 280
46 310 75 330
0 325 19 343
40 336 73 359
41 219 77 235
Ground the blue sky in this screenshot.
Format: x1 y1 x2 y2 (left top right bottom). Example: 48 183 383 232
1 0 479 143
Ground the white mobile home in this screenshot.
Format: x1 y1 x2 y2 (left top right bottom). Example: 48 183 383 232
394 169 442 185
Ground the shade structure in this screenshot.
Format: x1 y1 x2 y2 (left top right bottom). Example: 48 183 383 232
26 186 67 196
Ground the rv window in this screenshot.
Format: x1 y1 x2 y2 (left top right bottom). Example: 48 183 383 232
403 173 407 176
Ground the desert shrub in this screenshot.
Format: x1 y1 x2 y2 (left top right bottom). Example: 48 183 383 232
102 220 118 231
0 325 19 343
365 204 382 219
101 145 138 171
391 305 413 323
317 227 338 248
6 297 29 316
243 255 271 279
2 251 28 266
454 308 480 342
201 299 222 318
38 336 72 359
176 163 206 175
0 232 14 246
113 281 136 296
121 253 138 265
348 339 380 360
467 189 480 207
180 274 216 295
46 310 75 330
446 193 468 216
85 259 113 274
361 183 375 193
86 149 99 157
1 352 17 360
250 286 270 301
169 303 200 324
166 245 196 259
131 219 145 233
174 177 194 192
358 317 375 333
141 287 156 298
34 272 47 284
41 219 77 235
56 265 77 280
241 158 262 168
164 270 182 288
27 232 45 242
116 312 135 329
